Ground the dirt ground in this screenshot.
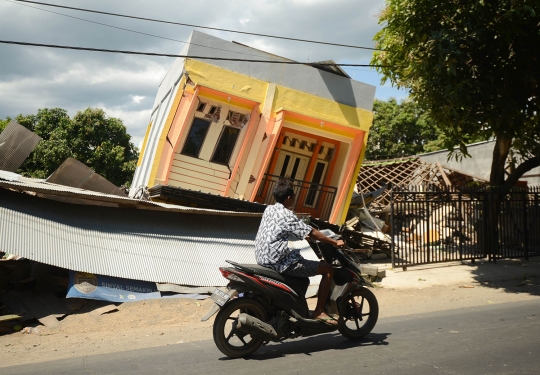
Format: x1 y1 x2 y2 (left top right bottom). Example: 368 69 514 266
2 268 539 368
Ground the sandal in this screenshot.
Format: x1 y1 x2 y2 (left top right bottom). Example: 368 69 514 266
314 313 338 326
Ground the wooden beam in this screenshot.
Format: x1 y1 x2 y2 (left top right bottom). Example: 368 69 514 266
436 162 453 187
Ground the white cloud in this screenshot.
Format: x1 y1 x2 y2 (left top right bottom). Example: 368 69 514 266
132 95 146 104
0 0 405 144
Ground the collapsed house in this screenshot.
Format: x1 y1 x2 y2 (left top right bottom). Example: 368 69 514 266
335 157 490 259
131 30 376 224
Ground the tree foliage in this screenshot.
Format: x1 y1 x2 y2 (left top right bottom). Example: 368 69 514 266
2 108 138 187
372 0 540 185
366 98 444 160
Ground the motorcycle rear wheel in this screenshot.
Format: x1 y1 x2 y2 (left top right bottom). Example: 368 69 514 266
338 287 379 339
213 298 267 358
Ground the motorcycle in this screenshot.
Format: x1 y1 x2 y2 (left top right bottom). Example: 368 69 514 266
202 236 379 358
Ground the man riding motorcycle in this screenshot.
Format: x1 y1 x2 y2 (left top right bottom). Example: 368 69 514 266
254 177 345 325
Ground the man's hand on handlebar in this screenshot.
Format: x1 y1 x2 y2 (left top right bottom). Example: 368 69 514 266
307 229 346 248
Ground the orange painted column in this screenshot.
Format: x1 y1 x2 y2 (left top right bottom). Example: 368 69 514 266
329 131 365 224
224 104 260 195
265 132 286 177
323 142 340 187
161 87 200 185
255 132 285 203
249 115 284 201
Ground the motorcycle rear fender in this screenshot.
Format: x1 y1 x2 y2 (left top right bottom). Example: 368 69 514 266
200 288 239 322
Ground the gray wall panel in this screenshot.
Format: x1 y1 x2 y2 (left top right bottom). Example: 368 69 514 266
0 188 261 286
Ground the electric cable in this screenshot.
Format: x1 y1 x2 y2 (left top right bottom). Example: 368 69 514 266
0 40 389 67
12 0 382 51
5 0 288 61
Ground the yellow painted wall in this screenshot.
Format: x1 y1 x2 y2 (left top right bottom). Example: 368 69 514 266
184 59 373 133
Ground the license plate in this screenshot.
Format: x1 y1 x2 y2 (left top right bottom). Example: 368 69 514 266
210 289 231 306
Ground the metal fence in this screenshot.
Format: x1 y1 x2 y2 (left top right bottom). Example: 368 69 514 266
390 186 540 268
254 174 337 221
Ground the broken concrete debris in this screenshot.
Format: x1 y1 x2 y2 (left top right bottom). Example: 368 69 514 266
21 326 40 334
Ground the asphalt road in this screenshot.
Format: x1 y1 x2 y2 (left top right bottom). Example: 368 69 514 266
4 300 539 375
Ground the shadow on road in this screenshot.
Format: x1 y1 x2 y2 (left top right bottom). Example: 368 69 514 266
218 332 390 361
469 258 540 297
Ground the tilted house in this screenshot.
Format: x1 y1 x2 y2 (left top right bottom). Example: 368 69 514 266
131 31 376 224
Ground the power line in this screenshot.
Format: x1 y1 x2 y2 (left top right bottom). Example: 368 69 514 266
0 40 387 67
13 0 382 51
5 0 287 61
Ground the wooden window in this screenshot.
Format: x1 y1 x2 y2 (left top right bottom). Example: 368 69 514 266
196 102 206 112
181 117 211 158
210 126 240 165
226 110 248 128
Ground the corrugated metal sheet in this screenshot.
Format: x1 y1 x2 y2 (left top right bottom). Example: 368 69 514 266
0 174 262 217
0 121 42 172
46 158 126 196
42 158 127 207
0 188 318 286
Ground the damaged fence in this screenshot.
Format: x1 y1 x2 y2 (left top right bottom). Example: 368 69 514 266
391 186 540 268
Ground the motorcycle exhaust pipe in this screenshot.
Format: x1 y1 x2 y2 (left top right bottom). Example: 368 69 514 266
236 313 279 341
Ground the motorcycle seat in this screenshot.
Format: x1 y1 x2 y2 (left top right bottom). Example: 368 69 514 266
225 260 310 289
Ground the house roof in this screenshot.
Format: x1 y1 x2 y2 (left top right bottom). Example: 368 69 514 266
310 60 351 78
0 183 320 287
357 157 489 210
153 31 375 112
0 172 262 217
148 184 267 213
0 187 259 286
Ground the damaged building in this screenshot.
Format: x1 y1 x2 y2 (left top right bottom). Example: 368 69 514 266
131 30 376 224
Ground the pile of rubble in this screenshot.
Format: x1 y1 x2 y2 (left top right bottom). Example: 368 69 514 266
332 157 490 260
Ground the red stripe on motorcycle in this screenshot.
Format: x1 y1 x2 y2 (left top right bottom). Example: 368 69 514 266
258 276 296 294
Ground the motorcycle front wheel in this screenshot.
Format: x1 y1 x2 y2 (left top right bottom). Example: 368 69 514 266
338 287 379 339
213 298 267 358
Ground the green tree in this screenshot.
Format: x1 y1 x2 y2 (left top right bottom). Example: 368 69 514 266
366 98 443 160
6 108 138 187
0 117 11 132
371 0 540 186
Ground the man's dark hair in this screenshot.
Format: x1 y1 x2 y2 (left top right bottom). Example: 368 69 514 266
273 177 295 203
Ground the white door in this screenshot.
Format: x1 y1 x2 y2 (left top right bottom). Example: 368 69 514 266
274 151 310 181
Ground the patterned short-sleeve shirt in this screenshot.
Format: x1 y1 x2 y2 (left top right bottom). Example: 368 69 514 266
255 202 313 272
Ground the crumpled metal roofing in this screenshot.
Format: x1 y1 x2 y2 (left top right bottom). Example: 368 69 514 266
0 173 262 217
0 186 319 287
0 121 42 172
46 158 127 197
